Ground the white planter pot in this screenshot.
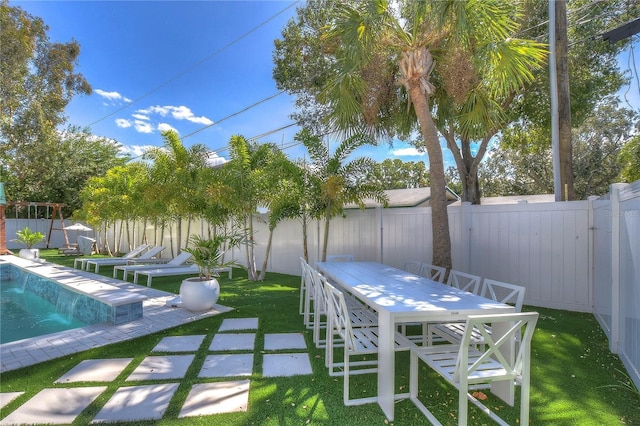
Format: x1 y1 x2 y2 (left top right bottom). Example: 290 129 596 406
19 248 39 260
180 277 220 312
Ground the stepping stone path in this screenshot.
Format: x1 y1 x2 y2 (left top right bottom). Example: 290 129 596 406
0 318 313 424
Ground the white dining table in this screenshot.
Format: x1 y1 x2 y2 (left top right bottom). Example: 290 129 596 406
315 261 515 421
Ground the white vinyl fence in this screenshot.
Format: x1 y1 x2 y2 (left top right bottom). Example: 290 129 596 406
4 183 638 389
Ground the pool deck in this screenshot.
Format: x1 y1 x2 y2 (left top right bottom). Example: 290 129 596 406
0 256 233 373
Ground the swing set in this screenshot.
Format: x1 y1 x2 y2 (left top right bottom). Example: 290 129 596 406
5 201 73 249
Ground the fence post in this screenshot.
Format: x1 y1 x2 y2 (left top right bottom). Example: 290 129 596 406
610 183 625 354
587 196 598 313
460 202 472 272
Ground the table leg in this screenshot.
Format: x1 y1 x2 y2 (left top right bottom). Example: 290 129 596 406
490 320 515 404
378 310 395 421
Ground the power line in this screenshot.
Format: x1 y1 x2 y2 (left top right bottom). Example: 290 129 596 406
85 1 299 127
181 91 287 140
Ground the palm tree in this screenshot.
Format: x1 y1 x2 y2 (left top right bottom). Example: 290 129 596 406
298 129 387 262
211 135 291 281
317 0 545 269
144 130 209 255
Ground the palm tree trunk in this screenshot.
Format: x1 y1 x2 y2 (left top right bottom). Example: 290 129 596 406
322 203 331 262
258 227 274 281
406 80 452 269
301 212 309 263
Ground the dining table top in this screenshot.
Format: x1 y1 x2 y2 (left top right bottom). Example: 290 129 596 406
315 261 514 320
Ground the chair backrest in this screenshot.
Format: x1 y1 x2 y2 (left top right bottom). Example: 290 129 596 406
454 312 538 384
323 278 357 350
123 244 150 259
137 246 165 260
309 268 328 314
481 279 526 312
447 270 482 294
326 254 354 262
403 260 422 275
419 263 446 283
167 251 193 266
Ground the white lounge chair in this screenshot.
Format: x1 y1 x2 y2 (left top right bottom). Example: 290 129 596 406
113 251 193 280
74 244 149 270
85 246 165 273
134 264 233 287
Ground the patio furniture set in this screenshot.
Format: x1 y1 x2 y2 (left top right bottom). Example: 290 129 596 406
302 256 537 425
73 245 232 286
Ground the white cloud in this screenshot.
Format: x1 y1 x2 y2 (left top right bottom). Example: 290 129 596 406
119 144 156 158
393 147 426 157
131 113 149 121
157 122 177 133
115 118 131 128
143 105 213 125
134 120 154 134
95 89 131 103
169 105 214 125
206 152 227 167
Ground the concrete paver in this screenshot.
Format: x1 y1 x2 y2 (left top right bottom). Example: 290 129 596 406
55 358 133 383
152 335 206 352
91 383 179 423
209 333 256 351
199 354 254 378
264 333 307 350
263 353 313 377
126 355 195 381
179 380 250 417
218 318 258 331
0 387 106 425
0 392 23 410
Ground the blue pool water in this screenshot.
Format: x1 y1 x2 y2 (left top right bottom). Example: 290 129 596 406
1 277 88 344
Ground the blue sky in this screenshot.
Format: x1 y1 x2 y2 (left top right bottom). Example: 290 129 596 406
12 1 640 169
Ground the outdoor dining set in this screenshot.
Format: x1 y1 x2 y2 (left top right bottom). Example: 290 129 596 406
300 256 537 425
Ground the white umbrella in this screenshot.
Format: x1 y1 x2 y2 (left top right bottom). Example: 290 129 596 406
65 223 93 232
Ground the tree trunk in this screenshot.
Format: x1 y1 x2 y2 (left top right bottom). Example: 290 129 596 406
321 204 331 262
406 82 452 269
555 0 575 200
246 212 258 281
258 227 274 281
301 212 309 263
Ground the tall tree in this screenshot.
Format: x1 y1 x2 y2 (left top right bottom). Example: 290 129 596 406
501 0 638 179
144 130 209 255
1 1 92 209
275 0 545 268
298 129 387 262
210 135 289 281
366 159 429 189
480 97 638 198
618 135 640 183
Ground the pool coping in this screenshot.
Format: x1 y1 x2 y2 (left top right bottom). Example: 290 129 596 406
0 255 233 373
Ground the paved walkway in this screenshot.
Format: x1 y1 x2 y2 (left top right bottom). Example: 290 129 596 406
0 318 313 424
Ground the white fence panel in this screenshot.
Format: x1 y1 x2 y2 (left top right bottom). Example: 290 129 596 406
618 183 640 390
593 199 613 334
467 202 591 312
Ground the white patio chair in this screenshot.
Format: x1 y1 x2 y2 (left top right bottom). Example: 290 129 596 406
326 254 354 262
403 260 422 275
315 272 378 374
447 270 482 294
419 263 446 283
85 245 165 273
73 244 149 270
429 279 526 346
299 257 314 326
113 251 193 280
409 312 539 426
324 279 412 406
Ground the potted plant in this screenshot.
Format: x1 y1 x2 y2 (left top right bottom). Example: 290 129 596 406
14 226 45 260
179 234 238 312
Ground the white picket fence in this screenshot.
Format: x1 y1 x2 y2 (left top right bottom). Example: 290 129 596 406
3 182 638 389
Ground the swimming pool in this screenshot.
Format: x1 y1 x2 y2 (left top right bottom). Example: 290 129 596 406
1 275 88 344
0 261 145 344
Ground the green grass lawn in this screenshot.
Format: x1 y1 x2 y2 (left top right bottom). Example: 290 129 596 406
1 249 639 425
